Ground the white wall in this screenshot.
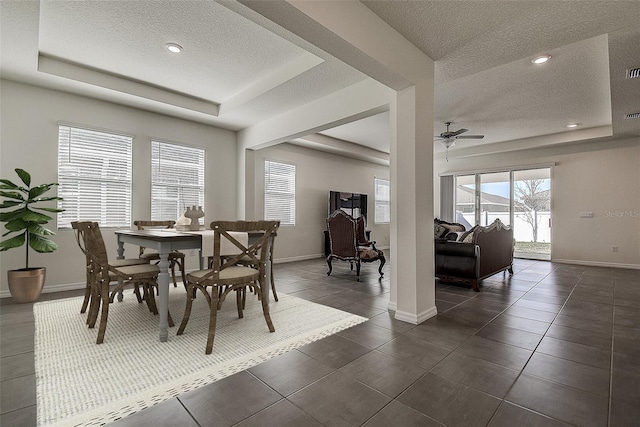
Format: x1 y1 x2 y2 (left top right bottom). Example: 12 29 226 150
435 138 640 268
249 143 390 262
0 80 237 295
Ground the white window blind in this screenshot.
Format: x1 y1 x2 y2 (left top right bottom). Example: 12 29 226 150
374 178 390 224
57 125 132 228
151 140 205 221
264 160 295 226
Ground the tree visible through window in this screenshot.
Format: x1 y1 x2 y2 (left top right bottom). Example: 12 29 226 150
57 125 132 228
264 160 295 226
375 178 390 224
151 140 205 221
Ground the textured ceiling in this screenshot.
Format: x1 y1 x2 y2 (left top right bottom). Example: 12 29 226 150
39 0 307 102
1 0 638 158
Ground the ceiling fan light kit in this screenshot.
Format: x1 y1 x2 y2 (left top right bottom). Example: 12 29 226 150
435 122 485 161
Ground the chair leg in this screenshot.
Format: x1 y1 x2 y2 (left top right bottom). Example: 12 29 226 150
87 283 101 328
80 272 91 314
378 255 386 277
177 285 195 335
96 282 110 344
356 260 361 281
326 256 333 276
236 287 244 319
471 279 480 292
205 292 220 355
170 261 178 288
259 281 275 334
270 263 278 302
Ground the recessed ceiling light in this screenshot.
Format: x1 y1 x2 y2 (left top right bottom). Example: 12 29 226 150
566 123 579 128
532 55 551 64
165 43 183 53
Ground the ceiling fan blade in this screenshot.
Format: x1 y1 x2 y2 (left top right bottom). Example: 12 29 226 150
448 128 468 137
455 134 485 139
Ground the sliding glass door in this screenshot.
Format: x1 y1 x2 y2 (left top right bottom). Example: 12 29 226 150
479 171 511 226
451 167 551 260
513 169 551 260
455 174 476 229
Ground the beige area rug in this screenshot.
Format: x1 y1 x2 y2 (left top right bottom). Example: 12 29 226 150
34 286 367 426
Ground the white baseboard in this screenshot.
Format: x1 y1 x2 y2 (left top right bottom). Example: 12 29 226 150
553 259 640 270
387 301 397 311
273 254 325 264
0 281 86 299
394 305 437 324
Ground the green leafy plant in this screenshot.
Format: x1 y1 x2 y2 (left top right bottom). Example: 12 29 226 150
0 168 64 269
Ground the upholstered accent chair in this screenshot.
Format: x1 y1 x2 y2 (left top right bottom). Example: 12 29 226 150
326 210 385 281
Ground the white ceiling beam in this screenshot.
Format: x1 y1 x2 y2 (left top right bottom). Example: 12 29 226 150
439 125 614 160
38 54 220 116
238 78 392 150
239 0 432 90
291 133 390 165
219 52 323 115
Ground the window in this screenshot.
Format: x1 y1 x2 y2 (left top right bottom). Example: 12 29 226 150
57 125 132 228
374 178 390 224
151 140 205 221
264 160 295 226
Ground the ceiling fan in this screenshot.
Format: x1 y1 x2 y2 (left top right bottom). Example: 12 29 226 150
435 122 485 160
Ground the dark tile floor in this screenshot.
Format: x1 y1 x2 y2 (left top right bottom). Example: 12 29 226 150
2 257 640 426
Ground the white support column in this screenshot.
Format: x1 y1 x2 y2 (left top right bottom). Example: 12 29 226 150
235 0 437 323
389 81 437 323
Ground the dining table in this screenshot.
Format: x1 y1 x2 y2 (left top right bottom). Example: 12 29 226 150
114 228 272 343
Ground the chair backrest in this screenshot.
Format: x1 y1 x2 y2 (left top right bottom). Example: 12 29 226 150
73 221 109 268
71 221 88 257
355 215 368 246
209 221 280 273
326 210 357 259
133 220 175 255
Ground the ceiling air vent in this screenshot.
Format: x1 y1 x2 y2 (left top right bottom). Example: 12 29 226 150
626 67 640 79
624 112 640 119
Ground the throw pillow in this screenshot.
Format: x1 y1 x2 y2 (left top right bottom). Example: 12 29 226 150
434 222 447 239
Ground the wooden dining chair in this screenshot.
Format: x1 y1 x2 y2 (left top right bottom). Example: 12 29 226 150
71 221 149 317
75 221 169 344
177 220 279 354
133 220 187 287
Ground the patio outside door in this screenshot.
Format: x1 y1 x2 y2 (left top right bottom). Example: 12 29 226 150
513 168 551 260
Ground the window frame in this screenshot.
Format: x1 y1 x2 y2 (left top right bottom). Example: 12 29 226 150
150 139 205 222
374 177 390 224
57 124 133 229
264 159 296 226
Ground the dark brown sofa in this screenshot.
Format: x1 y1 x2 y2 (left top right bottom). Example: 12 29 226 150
435 219 514 291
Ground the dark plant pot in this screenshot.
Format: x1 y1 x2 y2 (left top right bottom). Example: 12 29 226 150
8 268 46 303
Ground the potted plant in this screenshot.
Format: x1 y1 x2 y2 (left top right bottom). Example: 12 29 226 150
0 168 64 303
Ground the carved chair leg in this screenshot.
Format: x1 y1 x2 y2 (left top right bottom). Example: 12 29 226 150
508 265 514 275
356 261 361 281
326 256 333 276
378 255 386 277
